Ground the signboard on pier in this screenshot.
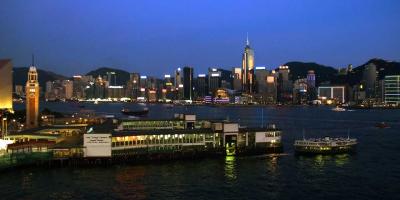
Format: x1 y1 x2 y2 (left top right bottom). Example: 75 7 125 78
83 134 111 157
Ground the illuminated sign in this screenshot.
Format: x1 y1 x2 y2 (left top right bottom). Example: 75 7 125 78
179 84 184 88
140 76 147 79
83 134 111 157
255 66 266 70
108 86 124 89
211 73 220 77
140 88 146 92
164 74 171 78
198 74 206 77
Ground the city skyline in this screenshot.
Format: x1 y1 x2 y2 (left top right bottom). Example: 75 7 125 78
1 0 400 77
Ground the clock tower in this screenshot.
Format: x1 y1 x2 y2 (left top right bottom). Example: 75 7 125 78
26 65 39 128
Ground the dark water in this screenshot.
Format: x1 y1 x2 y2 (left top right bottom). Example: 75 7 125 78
3 102 400 200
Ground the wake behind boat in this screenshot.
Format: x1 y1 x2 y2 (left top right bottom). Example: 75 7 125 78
121 107 149 116
294 136 357 155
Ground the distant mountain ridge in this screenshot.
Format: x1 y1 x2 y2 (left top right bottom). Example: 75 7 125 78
86 67 131 85
282 61 338 84
13 67 67 87
11 58 400 88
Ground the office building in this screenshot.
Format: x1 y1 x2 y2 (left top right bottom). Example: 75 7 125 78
362 63 377 99
242 36 255 93
0 59 13 111
318 86 346 104
126 73 140 99
232 67 242 91
254 66 268 94
183 66 194 100
265 71 278 103
277 66 292 103
384 75 400 105
196 74 207 99
208 68 221 96
306 70 317 101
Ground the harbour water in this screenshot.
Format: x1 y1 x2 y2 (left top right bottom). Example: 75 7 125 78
2 103 400 199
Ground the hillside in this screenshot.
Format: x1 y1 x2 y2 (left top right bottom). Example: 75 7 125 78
282 62 338 84
86 67 130 85
13 67 67 87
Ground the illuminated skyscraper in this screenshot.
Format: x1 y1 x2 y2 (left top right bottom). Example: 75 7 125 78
208 68 221 95
0 59 13 111
26 65 40 128
232 67 242 91
242 35 255 93
183 66 194 100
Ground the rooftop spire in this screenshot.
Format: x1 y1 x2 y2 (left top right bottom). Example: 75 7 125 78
246 32 249 46
31 54 35 66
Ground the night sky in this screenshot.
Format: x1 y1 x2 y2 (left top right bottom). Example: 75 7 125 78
1 0 400 77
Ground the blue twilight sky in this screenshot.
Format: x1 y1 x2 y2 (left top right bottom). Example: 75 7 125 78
1 0 400 77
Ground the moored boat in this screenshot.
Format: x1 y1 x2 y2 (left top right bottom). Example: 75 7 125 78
294 136 357 155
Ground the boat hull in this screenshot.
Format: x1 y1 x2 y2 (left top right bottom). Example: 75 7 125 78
294 144 357 155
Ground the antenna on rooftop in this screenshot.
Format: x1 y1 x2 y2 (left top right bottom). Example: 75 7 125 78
31 54 35 66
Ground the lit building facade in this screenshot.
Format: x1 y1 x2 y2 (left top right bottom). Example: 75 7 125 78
232 67 242 91
183 66 194 100
277 66 293 103
318 86 346 104
384 75 400 105
208 68 221 96
196 74 207 99
0 59 13 111
26 66 40 128
242 36 255 94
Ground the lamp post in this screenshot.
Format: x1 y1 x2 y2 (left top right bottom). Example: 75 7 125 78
2 117 7 138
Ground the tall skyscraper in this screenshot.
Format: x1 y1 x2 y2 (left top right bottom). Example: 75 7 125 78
26 65 40 128
265 71 278 104
242 35 255 94
196 74 207 99
175 68 182 88
0 59 13 111
183 66 194 100
277 66 293 103
126 73 140 99
362 63 377 99
306 70 317 101
208 68 221 96
254 66 268 94
384 75 400 105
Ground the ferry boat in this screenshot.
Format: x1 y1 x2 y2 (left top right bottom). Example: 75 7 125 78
294 136 357 155
375 122 389 128
332 106 346 112
121 107 149 116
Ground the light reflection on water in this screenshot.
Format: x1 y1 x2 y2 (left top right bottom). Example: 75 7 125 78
224 156 237 182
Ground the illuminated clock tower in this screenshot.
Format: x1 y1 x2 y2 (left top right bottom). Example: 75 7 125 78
26 66 40 128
